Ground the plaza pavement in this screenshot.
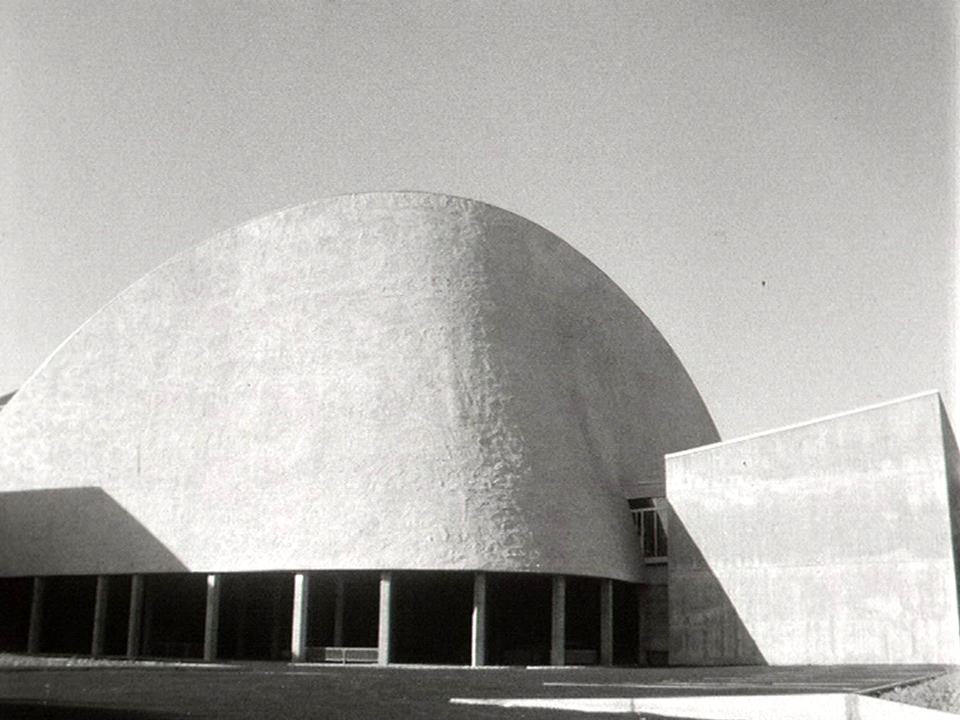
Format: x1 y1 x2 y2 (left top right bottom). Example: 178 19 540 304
0 662 953 719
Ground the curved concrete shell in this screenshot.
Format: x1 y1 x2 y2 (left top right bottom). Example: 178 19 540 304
0 193 718 582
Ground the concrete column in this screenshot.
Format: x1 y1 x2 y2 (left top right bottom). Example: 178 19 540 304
291 573 310 663
550 575 566 666
471 572 487 667
600 578 614 666
27 577 45 654
126 575 144 658
91 575 110 657
203 574 221 661
377 571 393 665
333 575 345 647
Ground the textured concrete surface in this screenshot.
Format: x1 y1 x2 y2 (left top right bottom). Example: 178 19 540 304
0 193 717 580
0 488 186 575
667 392 960 665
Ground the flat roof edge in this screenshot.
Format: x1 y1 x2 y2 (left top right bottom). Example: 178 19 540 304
665 390 943 460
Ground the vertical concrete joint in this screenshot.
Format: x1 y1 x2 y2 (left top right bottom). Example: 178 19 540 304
27 577 45 654
378 571 393 665
203 574 221 661
551 574 566 666
600 578 614 666
291 572 310 663
91 575 110 657
127 574 145 658
471 572 487 667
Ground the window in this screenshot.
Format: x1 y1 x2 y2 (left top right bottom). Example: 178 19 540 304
629 498 667 559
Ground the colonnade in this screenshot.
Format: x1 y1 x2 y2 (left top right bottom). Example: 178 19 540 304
22 571 619 666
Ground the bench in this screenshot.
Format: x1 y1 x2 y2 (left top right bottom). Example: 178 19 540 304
305 646 379 664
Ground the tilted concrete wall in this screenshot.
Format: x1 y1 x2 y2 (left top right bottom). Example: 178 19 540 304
667 391 960 665
0 193 717 580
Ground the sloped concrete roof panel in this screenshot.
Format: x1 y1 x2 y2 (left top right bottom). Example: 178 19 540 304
0 193 718 580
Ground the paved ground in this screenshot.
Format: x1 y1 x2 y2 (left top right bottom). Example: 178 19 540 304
0 663 952 719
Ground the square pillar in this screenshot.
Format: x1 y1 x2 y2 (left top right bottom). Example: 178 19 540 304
333 575 345 647
27 577 44 654
126 574 144 658
291 572 310 663
600 578 614 666
91 575 110 657
550 575 566 666
377 571 393 665
471 572 487 667
203 574 221 661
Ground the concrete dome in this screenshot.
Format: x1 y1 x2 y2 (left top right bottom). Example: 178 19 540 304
0 193 718 581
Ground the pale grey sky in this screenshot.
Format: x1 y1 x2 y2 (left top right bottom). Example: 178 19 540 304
2 1 956 439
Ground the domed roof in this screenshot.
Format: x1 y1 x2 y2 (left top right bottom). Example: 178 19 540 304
0 193 717 580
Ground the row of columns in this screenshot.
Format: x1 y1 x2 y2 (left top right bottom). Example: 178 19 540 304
284 572 615 667
27 575 146 658
26 572 617 666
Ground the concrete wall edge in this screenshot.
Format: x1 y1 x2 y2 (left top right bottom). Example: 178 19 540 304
666 390 943 460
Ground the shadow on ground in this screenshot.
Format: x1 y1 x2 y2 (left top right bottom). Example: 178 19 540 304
0 699 190 719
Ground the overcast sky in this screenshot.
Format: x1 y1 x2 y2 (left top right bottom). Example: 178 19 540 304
2 1 956 439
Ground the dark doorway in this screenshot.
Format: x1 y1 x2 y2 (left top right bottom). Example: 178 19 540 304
486 573 551 666
38 576 97 654
0 577 32 651
565 576 600 664
613 580 640 665
306 573 335 648
392 571 472 664
218 573 293 660
303 571 380 660
102 576 131 656
338 572 380 648
141 574 205 659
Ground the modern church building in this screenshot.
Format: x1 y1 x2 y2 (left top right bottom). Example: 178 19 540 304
0 193 957 666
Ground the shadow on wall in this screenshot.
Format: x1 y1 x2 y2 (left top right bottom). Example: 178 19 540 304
0 487 186 576
668 510 766 665
939 401 960 617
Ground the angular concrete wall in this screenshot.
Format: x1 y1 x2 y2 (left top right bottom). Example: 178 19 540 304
0 193 717 580
667 391 960 665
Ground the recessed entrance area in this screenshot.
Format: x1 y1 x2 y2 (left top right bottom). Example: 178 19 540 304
612 580 640 665
305 571 380 655
217 573 293 661
565 576 601 664
391 571 473 664
7 570 645 666
38 575 96 654
142 574 205 659
0 577 32 651
101 575 132 656
486 573 552 666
